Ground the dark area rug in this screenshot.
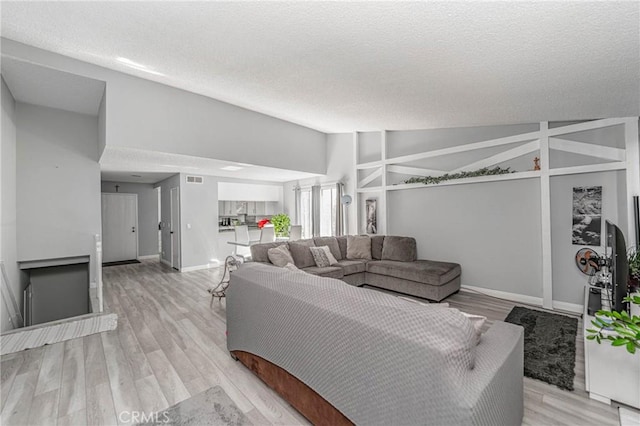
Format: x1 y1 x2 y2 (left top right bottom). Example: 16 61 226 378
505 306 578 391
102 259 141 267
138 386 252 426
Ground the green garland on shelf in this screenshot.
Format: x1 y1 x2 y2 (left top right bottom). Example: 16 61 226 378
402 166 515 185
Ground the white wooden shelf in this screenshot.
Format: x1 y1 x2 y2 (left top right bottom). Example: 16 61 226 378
385 170 540 191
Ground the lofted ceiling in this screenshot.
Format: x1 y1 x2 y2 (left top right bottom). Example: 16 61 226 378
99 146 321 184
1 2 638 133
1 57 105 116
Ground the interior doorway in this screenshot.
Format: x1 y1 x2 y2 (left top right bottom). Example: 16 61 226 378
101 193 138 263
170 187 181 269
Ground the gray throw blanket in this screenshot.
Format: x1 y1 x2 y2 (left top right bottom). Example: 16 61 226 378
227 263 523 425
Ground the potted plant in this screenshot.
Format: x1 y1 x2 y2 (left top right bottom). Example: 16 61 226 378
587 294 640 354
270 213 291 237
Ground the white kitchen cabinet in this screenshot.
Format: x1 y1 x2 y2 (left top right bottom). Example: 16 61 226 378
247 202 256 215
255 202 266 215
223 201 234 216
218 201 224 216
265 201 280 215
235 202 247 215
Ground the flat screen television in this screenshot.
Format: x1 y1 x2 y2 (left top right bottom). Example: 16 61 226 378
605 220 629 313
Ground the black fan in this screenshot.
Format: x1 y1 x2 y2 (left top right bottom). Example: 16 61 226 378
575 248 602 276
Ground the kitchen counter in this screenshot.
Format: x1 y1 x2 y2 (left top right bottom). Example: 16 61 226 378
219 225 260 232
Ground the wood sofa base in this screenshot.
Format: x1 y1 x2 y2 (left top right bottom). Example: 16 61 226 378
231 350 353 426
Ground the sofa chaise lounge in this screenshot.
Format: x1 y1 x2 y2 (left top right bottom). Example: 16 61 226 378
227 262 524 425
250 235 461 301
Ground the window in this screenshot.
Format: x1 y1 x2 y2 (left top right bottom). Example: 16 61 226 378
300 188 312 239
320 186 337 236
297 185 337 238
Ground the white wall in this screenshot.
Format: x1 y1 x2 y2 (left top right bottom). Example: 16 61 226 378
101 181 159 257
15 103 101 283
389 179 543 297
283 133 356 234
180 175 219 269
550 170 627 305
2 38 327 175
98 90 106 159
1 76 19 332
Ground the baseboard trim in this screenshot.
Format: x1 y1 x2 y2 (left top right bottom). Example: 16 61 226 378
160 258 173 267
461 285 584 314
180 264 216 272
552 300 584 314
138 254 160 260
461 285 543 306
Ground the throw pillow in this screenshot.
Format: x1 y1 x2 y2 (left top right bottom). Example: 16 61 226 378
381 236 417 262
267 245 294 267
282 262 299 271
371 235 385 260
313 237 342 260
309 246 338 268
288 239 316 268
346 235 372 260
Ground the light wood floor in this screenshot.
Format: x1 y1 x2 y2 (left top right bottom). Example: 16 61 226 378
0 260 622 425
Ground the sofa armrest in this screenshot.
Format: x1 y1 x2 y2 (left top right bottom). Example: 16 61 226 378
462 321 524 426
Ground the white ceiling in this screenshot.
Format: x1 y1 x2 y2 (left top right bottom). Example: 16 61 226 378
1 2 638 133
99 146 321 184
1 56 105 116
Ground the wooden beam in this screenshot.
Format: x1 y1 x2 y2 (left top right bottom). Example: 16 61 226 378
549 161 627 176
547 118 626 137
358 168 383 189
386 133 541 165
387 165 446 177
452 140 539 173
549 137 625 161
539 122 553 309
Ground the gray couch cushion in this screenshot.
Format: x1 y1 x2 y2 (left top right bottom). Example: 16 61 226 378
382 236 417 262
288 239 316 268
346 235 372 260
267 245 295 267
371 235 385 260
313 237 342 260
301 266 344 279
336 236 348 259
251 241 288 263
366 259 461 286
336 259 366 275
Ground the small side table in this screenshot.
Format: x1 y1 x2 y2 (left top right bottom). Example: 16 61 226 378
209 255 243 304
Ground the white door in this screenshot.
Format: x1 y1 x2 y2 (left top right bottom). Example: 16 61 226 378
102 193 138 263
170 187 181 269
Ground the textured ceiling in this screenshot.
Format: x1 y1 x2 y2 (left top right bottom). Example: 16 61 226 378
1 2 638 132
1 57 105 116
99 146 321 184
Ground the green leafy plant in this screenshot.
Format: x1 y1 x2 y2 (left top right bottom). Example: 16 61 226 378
586 294 640 354
270 213 291 237
402 166 515 185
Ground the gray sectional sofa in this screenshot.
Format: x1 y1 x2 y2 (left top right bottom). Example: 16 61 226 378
250 234 461 301
227 262 524 425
